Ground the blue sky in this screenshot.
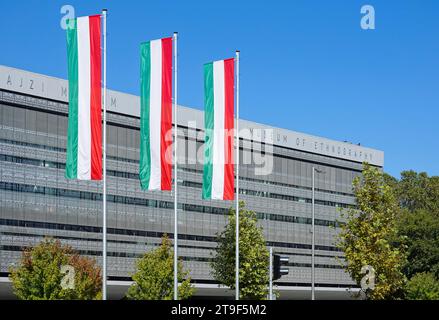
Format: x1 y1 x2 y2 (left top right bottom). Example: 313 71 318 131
0 0 438 178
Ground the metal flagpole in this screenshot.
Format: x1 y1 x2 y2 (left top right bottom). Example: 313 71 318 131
312 167 315 301
102 8 108 301
235 50 240 301
173 31 178 301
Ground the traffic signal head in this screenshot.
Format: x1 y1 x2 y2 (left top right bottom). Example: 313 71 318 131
273 254 289 280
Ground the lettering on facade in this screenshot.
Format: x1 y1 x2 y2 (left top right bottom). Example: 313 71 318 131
111 96 117 108
293 136 376 162
296 138 305 147
275 133 288 143
6 75 37 92
61 86 68 98
246 127 374 163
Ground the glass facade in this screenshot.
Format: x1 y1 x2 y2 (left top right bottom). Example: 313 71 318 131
0 70 383 293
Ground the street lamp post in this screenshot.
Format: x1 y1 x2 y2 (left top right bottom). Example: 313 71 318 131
269 247 273 300
312 166 325 300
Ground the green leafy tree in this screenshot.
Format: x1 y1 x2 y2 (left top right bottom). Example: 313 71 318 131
406 272 439 300
211 201 269 300
396 171 439 213
394 171 439 279
336 163 407 300
126 234 194 300
398 209 439 278
9 238 102 300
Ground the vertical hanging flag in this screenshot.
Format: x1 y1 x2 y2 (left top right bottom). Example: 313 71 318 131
202 58 235 200
65 15 102 180
139 38 173 190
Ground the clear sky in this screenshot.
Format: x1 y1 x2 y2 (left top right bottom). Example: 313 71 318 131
0 0 438 178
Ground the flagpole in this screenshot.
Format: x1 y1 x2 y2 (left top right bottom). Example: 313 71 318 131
235 50 240 301
102 8 108 301
173 31 179 301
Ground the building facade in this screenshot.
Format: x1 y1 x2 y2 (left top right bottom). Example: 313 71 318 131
0 65 384 299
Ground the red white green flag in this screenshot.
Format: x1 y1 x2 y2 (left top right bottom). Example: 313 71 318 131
139 38 173 190
202 58 235 200
65 15 102 180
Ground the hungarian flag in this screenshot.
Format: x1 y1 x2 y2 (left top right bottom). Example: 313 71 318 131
65 15 102 180
202 58 235 200
139 38 173 190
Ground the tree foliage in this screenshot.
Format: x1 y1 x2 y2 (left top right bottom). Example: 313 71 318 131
394 171 439 280
9 238 102 300
406 272 439 300
126 234 194 300
211 201 269 300
396 171 439 213
398 209 439 278
336 163 407 299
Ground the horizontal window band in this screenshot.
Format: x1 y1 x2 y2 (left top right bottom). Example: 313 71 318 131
1 231 343 260
0 180 345 228
0 153 355 210
1 244 343 269
0 218 342 252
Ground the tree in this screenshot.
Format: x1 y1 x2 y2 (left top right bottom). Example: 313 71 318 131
394 171 439 279
126 234 193 300
406 272 439 300
336 163 407 300
396 171 439 213
9 238 101 300
398 209 439 278
211 201 269 300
